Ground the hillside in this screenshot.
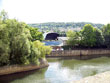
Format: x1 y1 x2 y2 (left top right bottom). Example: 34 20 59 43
29 22 103 28
28 22 104 34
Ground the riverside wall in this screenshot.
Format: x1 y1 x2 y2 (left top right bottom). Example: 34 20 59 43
47 49 110 59
0 58 49 76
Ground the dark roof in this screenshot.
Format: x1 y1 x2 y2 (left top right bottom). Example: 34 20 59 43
45 33 59 40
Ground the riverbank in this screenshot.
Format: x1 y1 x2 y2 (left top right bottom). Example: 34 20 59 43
0 58 49 76
47 49 110 59
0 57 110 83
72 71 110 83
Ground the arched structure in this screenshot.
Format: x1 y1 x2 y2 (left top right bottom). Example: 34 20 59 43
45 33 59 40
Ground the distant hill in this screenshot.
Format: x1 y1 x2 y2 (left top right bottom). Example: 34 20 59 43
28 22 104 33
28 22 104 29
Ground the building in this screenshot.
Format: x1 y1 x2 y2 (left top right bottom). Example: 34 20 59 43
58 37 69 46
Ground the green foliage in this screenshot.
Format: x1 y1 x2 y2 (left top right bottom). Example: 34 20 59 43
33 40 52 58
28 27 43 41
0 10 52 66
1 19 32 65
94 28 104 47
102 24 110 48
29 22 103 30
66 24 105 48
29 42 41 65
0 23 10 66
29 22 103 36
29 40 52 65
80 24 96 47
66 30 80 46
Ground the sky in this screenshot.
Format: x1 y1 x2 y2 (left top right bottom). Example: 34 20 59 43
0 0 110 24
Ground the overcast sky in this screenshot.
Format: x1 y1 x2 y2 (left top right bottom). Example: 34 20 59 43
1 0 110 24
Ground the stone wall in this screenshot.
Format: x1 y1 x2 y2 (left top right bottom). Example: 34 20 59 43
47 49 110 59
0 58 49 76
72 71 110 83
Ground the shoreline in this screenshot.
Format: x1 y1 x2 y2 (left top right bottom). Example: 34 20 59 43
0 59 49 76
47 49 110 60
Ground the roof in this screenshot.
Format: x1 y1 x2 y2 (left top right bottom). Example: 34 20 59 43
45 33 59 40
58 37 69 41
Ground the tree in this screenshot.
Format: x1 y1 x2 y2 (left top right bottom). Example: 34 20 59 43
80 24 96 47
0 20 10 66
4 19 32 64
94 28 104 47
29 40 52 65
29 41 41 65
32 40 52 58
28 27 43 41
0 10 8 22
102 24 110 48
0 10 52 66
66 30 80 46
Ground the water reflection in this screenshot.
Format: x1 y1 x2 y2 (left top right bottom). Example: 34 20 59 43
60 57 110 77
0 57 110 83
45 62 82 83
46 57 110 83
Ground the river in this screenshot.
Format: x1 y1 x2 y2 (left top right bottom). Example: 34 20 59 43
0 57 110 83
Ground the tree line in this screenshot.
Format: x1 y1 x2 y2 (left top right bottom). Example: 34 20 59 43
66 24 110 49
29 22 103 29
0 10 52 66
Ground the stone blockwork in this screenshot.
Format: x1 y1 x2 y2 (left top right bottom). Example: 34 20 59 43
47 49 110 59
71 71 110 83
0 58 49 76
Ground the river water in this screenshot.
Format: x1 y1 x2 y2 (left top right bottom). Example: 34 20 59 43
0 57 110 83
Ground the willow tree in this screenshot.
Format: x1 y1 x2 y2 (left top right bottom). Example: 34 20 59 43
0 10 52 66
33 40 52 58
29 40 52 65
0 11 32 65
28 27 43 41
3 19 32 64
0 19 10 66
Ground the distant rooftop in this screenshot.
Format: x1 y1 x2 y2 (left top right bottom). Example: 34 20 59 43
58 37 69 41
